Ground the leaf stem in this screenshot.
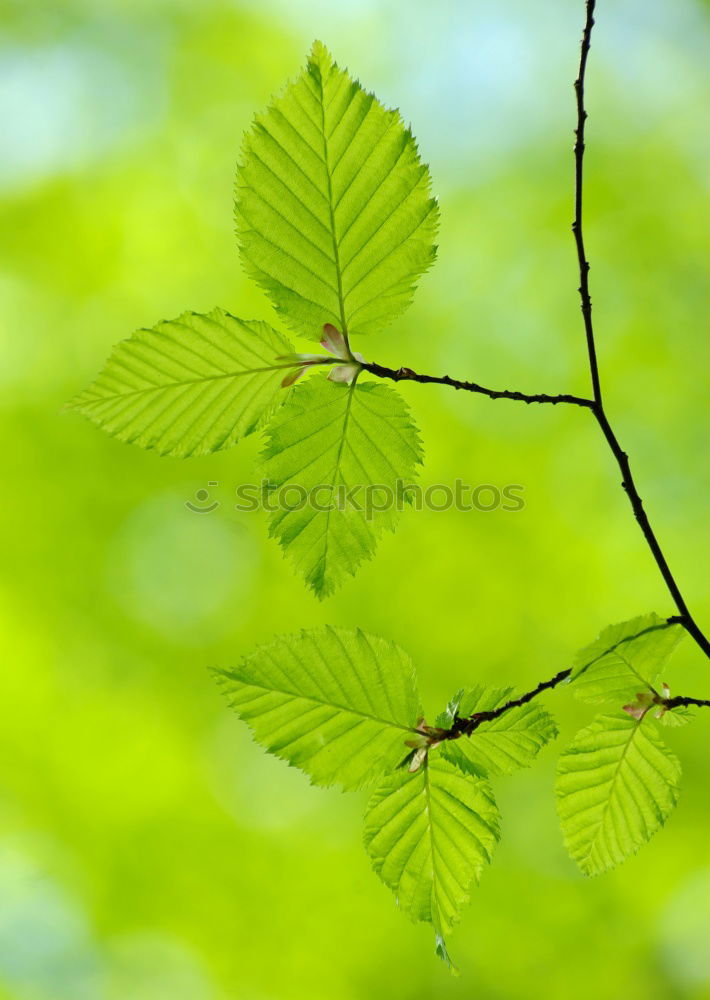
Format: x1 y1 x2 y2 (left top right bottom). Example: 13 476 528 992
360 361 593 407
664 695 710 711
444 668 573 740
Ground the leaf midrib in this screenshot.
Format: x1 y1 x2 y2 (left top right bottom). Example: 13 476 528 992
314 57 348 334
76 363 299 404
316 378 358 583
583 717 643 865
223 669 418 735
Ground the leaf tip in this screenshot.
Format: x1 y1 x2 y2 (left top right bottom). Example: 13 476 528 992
435 933 459 975
308 39 334 71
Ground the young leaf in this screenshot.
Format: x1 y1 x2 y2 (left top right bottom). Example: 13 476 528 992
260 374 422 598
364 755 500 958
236 41 439 340
213 626 421 790
571 613 685 705
658 705 695 727
437 687 558 777
555 713 681 876
68 309 295 457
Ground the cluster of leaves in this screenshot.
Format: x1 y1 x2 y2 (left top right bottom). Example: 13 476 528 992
68 41 437 598
213 613 690 969
68 42 704 973
557 614 689 875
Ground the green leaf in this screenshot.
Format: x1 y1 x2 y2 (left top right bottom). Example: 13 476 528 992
555 713 681 875
260 374 422 598
437 687 558 777
236 40 439 340
363 755 500 954
68 309 295 457
658 705 695 727
571 613 685 705
213 626 421 790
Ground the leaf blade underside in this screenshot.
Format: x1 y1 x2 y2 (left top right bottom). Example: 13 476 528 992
364 754 500 957
260 374 422 597
556 712 681 875
236 40 439 340
68 309 294 457
571 613 685 705
438 687 558 777
214 626 421 790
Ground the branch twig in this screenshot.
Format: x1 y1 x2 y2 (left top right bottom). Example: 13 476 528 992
362 0 710 662
571 1 710 659
427 654 710 746
573 0 602 406
444 668 572 740
360 361 593 407
665 695 710 710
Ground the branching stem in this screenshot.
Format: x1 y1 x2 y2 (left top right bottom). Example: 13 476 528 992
363 0 710 662
444 668 572 740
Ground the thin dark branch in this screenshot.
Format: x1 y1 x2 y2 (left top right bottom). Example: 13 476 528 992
592 410 710 657
362 0 710 662
573 0 602 405
429 652 709 745
664 695 710 710
570 3 710 659
417 622 705 747
361 361 593 408
439 668 572 741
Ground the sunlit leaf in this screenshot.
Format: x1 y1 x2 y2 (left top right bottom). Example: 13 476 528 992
657 705 695 727
236 40 439 340
213 626 421 790
68 309 294 457
556 713 681 875
260 374 422 598
437 687 558 777
571 614 685 705
364 754 500 962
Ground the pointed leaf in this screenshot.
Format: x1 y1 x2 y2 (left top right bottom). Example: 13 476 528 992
571 614 685 705
260 374 422 598
364 755 500 948
556 713 681 875
437 687 558 777
68 309 295 457
236 41 439 339
213 626 421 790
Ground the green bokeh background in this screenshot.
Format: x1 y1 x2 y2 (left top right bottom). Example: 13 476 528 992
2 0 709 996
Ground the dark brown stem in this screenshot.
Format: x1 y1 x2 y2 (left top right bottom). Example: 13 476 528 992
361 361 593 408
664 695 710 711
362 0 710 662
591 407 710 657
442 668 572 740
573 0 602 406
570 2 710 659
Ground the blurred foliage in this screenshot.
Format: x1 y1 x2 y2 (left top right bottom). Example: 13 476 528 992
0 0 709 996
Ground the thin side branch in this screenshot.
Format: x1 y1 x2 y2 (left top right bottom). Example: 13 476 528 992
361 361 593 408
444 668 572 739
425 654 710 744
363 0 710 662
665 695 710 711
